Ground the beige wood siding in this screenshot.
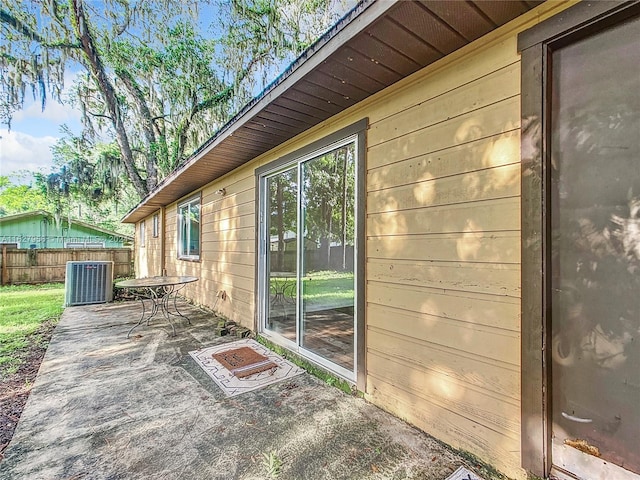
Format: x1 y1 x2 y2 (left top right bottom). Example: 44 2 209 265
362 3 573 479
150 212 164 277
365 35 523 480
135 213 163 278
130 2 576 478
156 169 256 327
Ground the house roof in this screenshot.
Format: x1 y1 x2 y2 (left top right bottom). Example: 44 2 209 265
0 210 133 240
123 0 542 224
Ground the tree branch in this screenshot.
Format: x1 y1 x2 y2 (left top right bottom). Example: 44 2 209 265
86 111 113 121
115 68 158 190
1 9 44 42
0 9 81 50
70 0 148 198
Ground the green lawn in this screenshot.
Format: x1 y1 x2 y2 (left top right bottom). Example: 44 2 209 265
271 270 354 308
0 283 65 375
302 270 353 307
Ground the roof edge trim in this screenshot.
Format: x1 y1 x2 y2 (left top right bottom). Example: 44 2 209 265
122 0 397 223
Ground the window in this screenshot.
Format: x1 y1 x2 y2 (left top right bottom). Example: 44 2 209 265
152 213 159 238
139 221 145 248
177 196 200 259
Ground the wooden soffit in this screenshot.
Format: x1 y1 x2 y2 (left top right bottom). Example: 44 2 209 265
123 0 542 223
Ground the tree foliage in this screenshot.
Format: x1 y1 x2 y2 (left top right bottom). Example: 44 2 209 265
267 143 355 271
302 145 355 246
1 0 345 205
0 176 48 216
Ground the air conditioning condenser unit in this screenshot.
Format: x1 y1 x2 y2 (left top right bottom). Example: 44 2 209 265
64 261 114 307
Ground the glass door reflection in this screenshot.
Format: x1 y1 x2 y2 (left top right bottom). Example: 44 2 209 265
265 167 298 342
300 143 356 372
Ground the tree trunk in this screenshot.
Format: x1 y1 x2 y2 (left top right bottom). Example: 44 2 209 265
70 0 148 199
116 70 158 192
276 177 284 271
340 149 348 270
322 199 332 269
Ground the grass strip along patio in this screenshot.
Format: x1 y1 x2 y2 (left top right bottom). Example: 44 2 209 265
0 283 64 375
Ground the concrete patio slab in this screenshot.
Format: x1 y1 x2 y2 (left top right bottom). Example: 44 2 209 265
0 300 487 479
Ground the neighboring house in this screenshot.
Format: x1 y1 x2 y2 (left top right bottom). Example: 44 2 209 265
123 2 640 480
0 210 132 249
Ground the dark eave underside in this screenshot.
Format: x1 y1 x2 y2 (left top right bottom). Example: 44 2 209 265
123 0 542 223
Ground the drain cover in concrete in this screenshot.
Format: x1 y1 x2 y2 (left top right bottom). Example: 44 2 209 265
189 338 304 396
445 466 485 480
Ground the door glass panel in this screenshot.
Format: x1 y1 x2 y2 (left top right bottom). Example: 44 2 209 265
300 143 356 371
265 167 298 341
551 16 640 474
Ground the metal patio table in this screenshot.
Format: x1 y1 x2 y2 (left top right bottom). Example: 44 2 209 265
116 276 198 337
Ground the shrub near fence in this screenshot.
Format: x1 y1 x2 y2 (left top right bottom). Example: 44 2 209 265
0 247 133 285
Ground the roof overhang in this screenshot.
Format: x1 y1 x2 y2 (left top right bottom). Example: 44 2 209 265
123 0 542 223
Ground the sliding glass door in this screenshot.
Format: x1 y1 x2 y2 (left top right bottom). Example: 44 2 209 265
300 144 355 373
259 136 358 380
264 167 298 342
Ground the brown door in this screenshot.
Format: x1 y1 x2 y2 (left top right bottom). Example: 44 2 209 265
549 13 640 479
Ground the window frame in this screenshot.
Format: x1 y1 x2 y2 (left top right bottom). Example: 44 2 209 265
518 2 640 476
255 118 367 389
177 194 201 261
152 213 159 238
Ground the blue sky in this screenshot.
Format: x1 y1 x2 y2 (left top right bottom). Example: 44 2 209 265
0 0 355 186
0 72 83 183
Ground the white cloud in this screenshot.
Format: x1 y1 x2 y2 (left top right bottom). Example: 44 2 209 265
0 129 58 181
0 72 82 183
11 70 83 135
13 96 82 124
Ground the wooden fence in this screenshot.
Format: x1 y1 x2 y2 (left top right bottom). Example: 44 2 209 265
0 247 133 285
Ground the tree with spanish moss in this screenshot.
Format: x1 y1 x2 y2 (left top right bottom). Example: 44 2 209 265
1 0 346 204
